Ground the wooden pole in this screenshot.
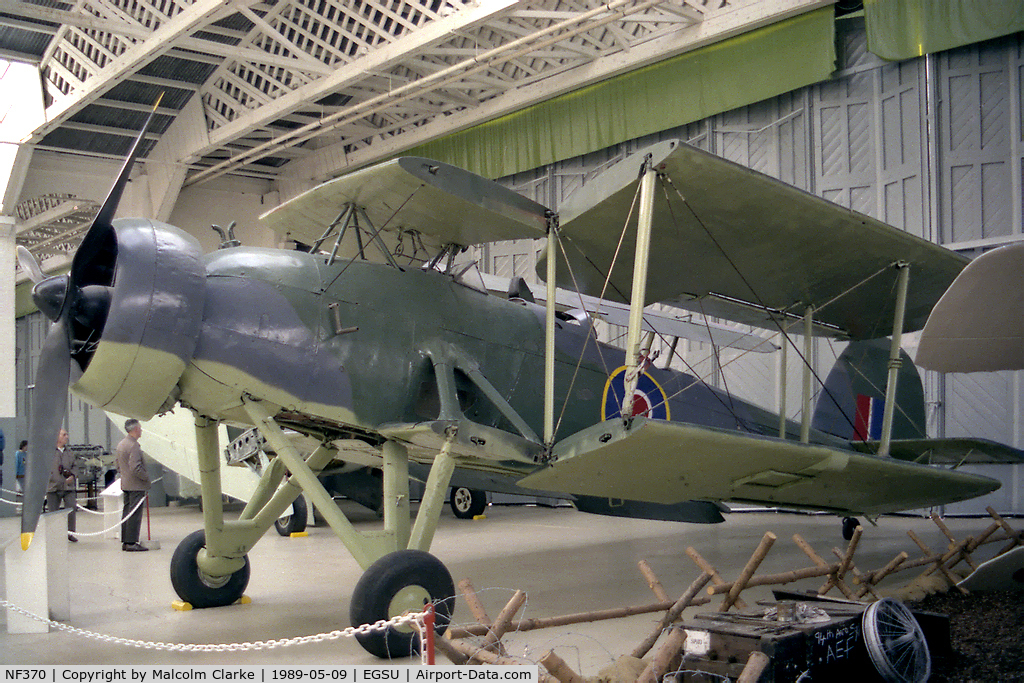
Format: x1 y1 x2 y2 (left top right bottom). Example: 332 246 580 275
708 562 837 594
859 551 908 588
832 550 880 600
458 578 493 628
632 572 712 659
446 597 711 639
986 506 1024 556
687 546 748 610
482 590 527 652
738 651 771 683
720 532 776 612
539 651 585 683
854 551 908 598
638 560 670 602
434 635 469 665
795 533 854 599
638 626 688 683
819 525 861 598
907 530 969 593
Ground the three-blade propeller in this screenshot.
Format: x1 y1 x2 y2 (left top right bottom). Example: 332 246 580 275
20 96 162 550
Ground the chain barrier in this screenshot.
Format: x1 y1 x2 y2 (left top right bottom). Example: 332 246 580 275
2 491 148 539
1 599 429 655
66 495 149 538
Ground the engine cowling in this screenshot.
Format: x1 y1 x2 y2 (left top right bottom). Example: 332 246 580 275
71 218 206 419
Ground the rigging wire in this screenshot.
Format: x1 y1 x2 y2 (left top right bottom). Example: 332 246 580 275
555 171 758 430
319 186 422 295
661 174 888 441
551 180 645 437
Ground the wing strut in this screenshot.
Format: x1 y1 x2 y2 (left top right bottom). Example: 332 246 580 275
622 158 658 419
801 306 814 443
544 217 559 445
879 263 911 456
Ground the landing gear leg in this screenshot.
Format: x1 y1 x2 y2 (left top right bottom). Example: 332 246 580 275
348 431 459 656
241 398 460 658
170 412 334 608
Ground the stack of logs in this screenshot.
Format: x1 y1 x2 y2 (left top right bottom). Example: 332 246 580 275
432 507 1023 681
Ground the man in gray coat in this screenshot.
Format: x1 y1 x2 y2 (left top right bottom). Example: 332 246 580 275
116 419 150 552
46 428 77 542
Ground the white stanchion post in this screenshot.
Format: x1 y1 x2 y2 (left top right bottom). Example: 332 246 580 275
101 481 122 541
3 510 71 632
46 511 70 621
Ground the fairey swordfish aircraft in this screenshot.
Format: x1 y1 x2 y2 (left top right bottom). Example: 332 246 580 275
18 104 1022 657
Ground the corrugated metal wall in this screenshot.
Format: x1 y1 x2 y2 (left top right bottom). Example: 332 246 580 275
488 16 1024 515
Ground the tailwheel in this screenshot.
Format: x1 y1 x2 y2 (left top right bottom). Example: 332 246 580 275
350 550 454 658
450 486 487 519
275 496 308 536
842 516 860 541
170 529 250 608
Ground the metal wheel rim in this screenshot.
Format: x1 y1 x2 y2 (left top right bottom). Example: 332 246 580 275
198 568 231 589
862 598 931 683
452 488 472 513
388 585 431 634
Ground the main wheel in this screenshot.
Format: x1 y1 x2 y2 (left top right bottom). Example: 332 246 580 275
450 487 487 519
275 496 308 536
170 529 250 608
349 550 454 659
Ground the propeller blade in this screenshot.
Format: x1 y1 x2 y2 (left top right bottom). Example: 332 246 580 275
90 93 164 232
21 318 71 550
17 246 46 284
72 93 164 286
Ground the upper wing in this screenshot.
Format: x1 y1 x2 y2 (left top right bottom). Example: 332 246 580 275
517 418 999 516
261 156 551 251
545 140 968 341
915 242 1024 372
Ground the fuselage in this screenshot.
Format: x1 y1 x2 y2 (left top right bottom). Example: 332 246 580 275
175 246 822 470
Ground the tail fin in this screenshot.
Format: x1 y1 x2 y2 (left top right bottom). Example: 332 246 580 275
812 339 926 442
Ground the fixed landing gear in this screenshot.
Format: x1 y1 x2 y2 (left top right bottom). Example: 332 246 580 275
842 516 860 541
450 486 487 519
350 550 454 658
275 497 308 536
179 403 463 659
170 530 251 608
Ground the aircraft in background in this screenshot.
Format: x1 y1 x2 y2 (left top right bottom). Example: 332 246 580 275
915 242 1024 373
18 104 1023 658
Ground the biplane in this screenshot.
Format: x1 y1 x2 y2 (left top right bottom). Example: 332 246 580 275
19 105 1020 658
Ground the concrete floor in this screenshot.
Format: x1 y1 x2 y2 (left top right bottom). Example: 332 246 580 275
0 501 1004 671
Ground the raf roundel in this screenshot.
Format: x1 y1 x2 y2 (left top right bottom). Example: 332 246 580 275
601 366 670 421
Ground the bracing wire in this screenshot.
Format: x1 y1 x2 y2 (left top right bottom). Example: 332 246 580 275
550 179 645 437
320 186 423 294
661 174 901 441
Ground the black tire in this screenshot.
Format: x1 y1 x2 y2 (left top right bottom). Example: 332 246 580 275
450 487 487 519
274 496 308 536
842 516 860 541
349 550 454 659
170 529 250 608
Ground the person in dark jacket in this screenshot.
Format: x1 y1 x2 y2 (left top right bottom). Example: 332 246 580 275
115 419 151 552
46 429 77 542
